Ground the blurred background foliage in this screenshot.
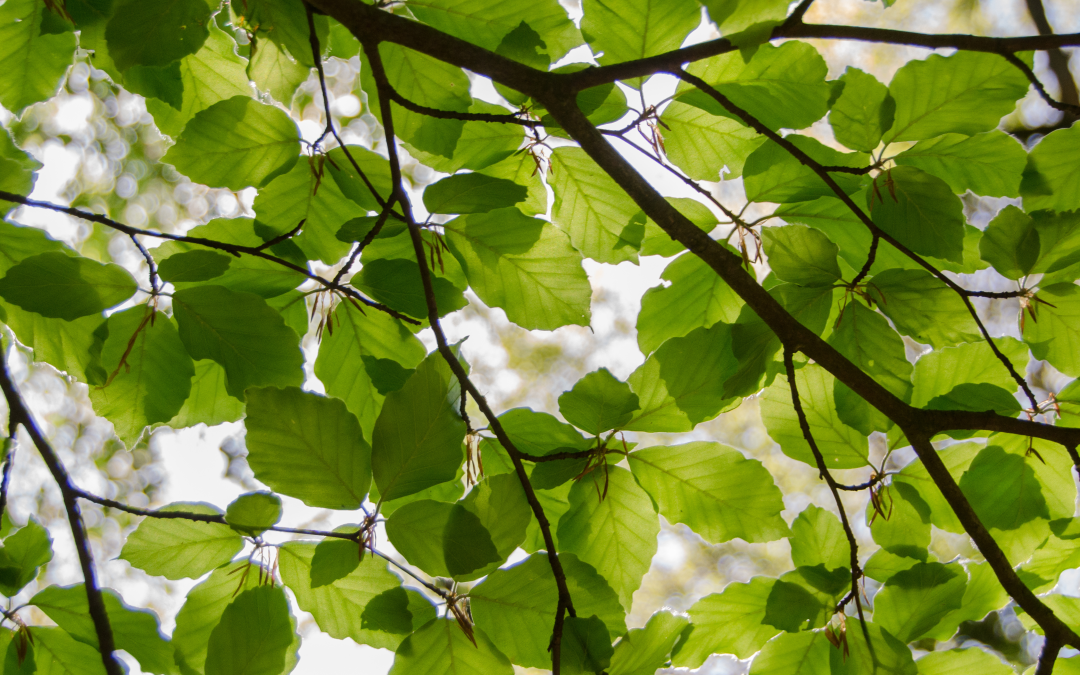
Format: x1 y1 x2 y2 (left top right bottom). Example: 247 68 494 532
3 0 1078 672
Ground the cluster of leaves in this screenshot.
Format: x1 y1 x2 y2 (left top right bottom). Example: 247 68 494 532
2 0 1080 674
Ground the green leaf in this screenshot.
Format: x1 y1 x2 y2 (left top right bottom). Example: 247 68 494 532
761 225 841 286
830 620 916 675
457 473 531 580
628 441 787 544
1024 283 1080 377
205 586 297 675
172 560 295 675
497 407 592 457
977 205 1039 280
581 0 700 78
105 0 209 71
925 383 1022 416
248 36 308 104
625 322 739 433
163 96 300 190
672 578 784 666
682 42 832 131
885 51 1028 142
477 147 547 217
423 173 527 214
870 481 931 559
167 359 245 429
868 269 979 348
278 542 435 650
470 552 626 669
0 252 136 320
636 251 744 355
252 157 361 265
829 67 894 152
154 219 306 298
0 222 66 275
743 136 868 204
172 285 304 399
0 0 76 114
410 100 528 174
0 627 34 675
407 0 582 62
916 649 1012 675
444 207 591 330
388 620 513 675
608 610 688 675
359 43 470 158
308 536 360 588
89 307 194 446
992 433 1076 522
640 197 719 257
28 628 104 675
828 301 913 404
874 562 967 643
354 258 468 321
0 518 52 596
660 100 763 180
868 166 966 262
1021 123 1080 213
557 466 658 609
550 147 644 264
118 502 242 580
244 386 371 510
244 0 326 67
702 0 790 36
747 629 829 675
30 585 174 675
0 303 105 383
325 145 394 213
158 250 231 283
372 351 466 502
224 491 282 536
561 615 613 675
385 499 500 578
760 363 870 469
893 131 1026 198
144 22 254 138
959 445 1049 560
910 338 1028 408
558 368 639 435
790 505 849 571
314 303 425 441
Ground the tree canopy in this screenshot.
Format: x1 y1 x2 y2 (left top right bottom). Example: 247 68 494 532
1 0 1080 674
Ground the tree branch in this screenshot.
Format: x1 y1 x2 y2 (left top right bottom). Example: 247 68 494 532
905 433 1080 649
673 69 1041 411
0 191 421 325
0 360 124 675
307 0 1080 95
359 37 574 673
1035 633 1064 675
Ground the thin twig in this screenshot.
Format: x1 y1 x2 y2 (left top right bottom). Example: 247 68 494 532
0 191 420 326
332 195 398 285
255 220 306 251
128 234 159 295
850 234 879 286
1001 52 1080 115
784 0 817 27
783 349 874 658
305 2 394 213
1024 0 1080 111
0 360 124 675
360 36 574 674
